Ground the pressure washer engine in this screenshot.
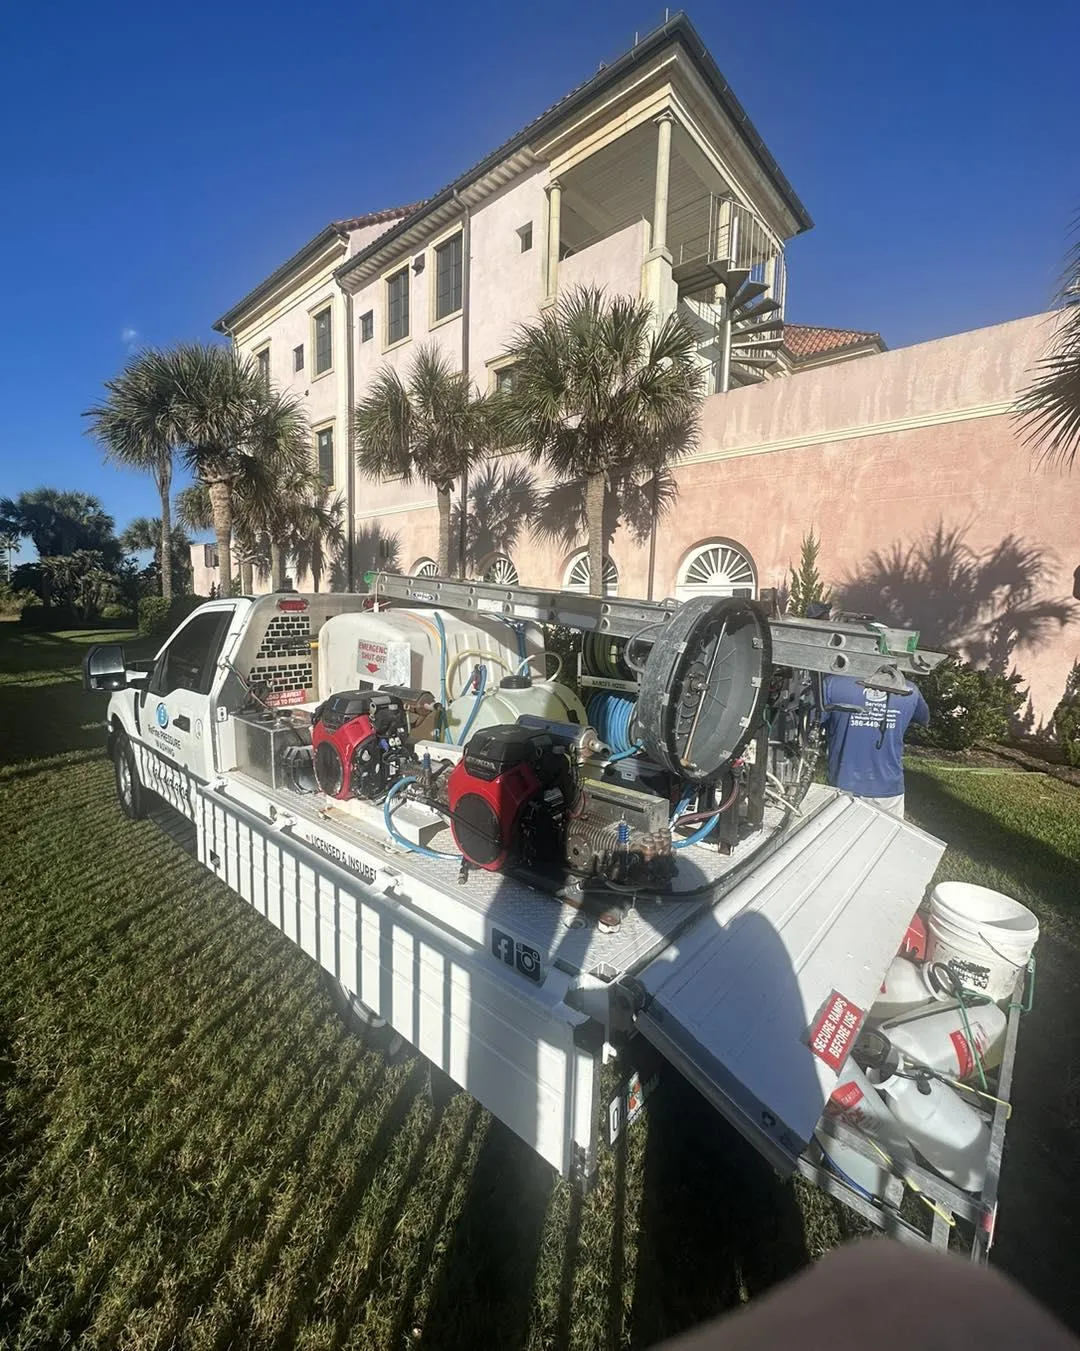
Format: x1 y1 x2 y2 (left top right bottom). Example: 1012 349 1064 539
445 721 674 885
311 687 433 801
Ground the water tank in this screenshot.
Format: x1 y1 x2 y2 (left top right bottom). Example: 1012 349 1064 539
446 675 587 742
316 608 542 707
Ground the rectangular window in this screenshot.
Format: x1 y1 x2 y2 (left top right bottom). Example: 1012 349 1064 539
387 268 410 344
203 543 219 569
313 306 332 374
360 310 374 342
316 426 334 484
150 610 233 696
517 222 533 252
293 344 304 372
494 366 518 394
256 347 270 383
434 234 463 320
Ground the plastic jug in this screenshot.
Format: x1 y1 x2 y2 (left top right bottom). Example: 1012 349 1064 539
878 1069 989 1192
871 957 954 1021
815 1061 914 1199
880 1001 1006 1079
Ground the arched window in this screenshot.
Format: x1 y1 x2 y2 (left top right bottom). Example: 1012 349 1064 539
675 540 756 600
481 554 519 585
563 549 619 596
412 557 439 578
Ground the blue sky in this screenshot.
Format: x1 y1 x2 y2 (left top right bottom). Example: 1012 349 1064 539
1 0 1077 551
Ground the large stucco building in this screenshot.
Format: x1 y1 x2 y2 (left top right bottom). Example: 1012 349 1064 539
203 14 1079 723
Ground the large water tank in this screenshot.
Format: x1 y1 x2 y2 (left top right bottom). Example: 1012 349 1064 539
316 608 543 707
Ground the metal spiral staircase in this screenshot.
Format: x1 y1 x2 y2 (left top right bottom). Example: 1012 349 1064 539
670 197 787 391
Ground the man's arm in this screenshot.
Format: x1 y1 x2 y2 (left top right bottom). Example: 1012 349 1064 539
910 685 930 727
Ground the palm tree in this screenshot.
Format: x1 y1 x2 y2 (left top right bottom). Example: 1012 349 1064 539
495 286 704 595
242 394 315 590
85 350 178 599
1015 219 1080 468
0 488 118 560
90 344 310 599
288 478 346 592
354 345 491 576
120 516 192 595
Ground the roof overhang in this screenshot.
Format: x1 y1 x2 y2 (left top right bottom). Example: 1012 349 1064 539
213 225 349 335
335 12 812 292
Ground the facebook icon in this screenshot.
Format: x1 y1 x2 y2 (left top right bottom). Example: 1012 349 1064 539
492 928 515 967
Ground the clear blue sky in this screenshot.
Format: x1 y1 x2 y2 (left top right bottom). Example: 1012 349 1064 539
1 0 1077 548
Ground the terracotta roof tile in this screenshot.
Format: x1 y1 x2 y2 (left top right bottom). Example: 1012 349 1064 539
330 203 427 233
783 323 884 359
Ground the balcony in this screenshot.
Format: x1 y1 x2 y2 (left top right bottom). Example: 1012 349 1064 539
670 196 786 315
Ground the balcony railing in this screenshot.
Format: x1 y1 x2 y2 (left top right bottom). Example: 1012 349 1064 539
669 196 786 317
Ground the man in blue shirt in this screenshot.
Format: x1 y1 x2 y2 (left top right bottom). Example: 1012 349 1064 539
821 674 930 818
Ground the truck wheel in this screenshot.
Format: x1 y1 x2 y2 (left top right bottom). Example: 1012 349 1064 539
323 973 406 1059
113 731 147 821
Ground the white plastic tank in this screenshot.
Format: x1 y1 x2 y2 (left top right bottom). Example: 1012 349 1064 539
877 1069 990 1192
315 608 542 706
445 675 587 743
870 957 954 1022
815 1060 915 1200
879 1001 1007 1079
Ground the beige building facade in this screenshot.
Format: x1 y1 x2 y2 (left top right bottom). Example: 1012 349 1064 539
206 15 1079 724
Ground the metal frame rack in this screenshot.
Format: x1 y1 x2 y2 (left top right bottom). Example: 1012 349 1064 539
369 573 945 691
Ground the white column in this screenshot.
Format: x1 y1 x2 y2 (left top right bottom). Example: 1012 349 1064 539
545 179 562 299
651 111 675 256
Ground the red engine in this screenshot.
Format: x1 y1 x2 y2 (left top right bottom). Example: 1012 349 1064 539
311 689 412 800
447 724 563 870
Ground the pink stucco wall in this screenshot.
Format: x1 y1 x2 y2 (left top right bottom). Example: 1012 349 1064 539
378 310 1079 724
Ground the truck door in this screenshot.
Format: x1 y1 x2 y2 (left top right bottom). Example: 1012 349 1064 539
138 605 235 798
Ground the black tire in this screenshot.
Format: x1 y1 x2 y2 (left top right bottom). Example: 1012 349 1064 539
113 730 147 820
322 972 407 1060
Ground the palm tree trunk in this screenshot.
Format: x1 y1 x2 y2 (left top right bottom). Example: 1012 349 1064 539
240 557 254 594
158 460 174 602
270 541 286 591
207 478 233 600
437 487 451 576
585 471 606 598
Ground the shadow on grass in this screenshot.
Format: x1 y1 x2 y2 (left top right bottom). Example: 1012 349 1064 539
907 768 1080 1333
628 1069 808 1348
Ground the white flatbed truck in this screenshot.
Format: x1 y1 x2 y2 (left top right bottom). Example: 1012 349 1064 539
81 576 1022 1256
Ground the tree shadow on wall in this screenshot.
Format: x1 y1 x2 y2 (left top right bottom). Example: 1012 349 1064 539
329 524 401 592
449 463 541 575
836 522 1078 674
530 469 680 553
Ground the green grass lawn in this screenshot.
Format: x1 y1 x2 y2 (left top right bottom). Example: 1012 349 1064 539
1 626 1078 1349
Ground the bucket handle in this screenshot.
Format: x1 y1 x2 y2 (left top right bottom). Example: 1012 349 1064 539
968 927 1030 970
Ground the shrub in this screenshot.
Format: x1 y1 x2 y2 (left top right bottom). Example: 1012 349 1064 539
910 656 1026 751
100 603 133 621
137 593 205 640
1052 662 1080 767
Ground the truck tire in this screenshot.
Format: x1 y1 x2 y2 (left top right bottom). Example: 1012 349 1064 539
113 731 147 821
322 972 406 1060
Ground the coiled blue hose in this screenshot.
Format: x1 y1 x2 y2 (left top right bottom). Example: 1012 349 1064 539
383 776 459 860
587 692 637 755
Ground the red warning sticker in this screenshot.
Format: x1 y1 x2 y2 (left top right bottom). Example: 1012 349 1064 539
807 991 866 1072
826 1080 865 1115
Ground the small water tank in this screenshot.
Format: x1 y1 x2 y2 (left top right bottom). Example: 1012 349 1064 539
446 674 587 742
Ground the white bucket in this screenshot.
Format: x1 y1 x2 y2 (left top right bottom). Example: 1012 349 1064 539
926 882 1038 1003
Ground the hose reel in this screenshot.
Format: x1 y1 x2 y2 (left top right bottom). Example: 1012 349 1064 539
635 596 772 783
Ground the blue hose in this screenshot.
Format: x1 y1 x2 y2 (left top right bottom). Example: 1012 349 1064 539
672 810 722 850
383 776 459 860
587 691 637 755
456 663 488 745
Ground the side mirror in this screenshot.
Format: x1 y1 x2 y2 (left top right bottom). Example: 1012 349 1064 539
83 644 132 692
